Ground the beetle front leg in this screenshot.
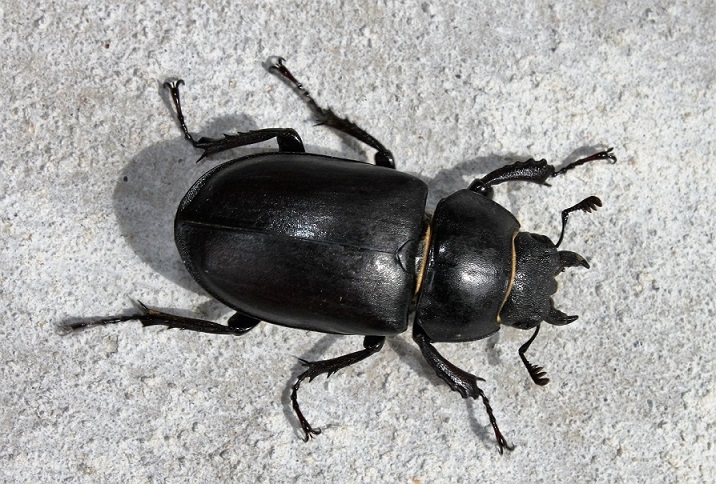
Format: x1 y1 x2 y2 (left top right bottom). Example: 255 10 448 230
60 301 259 336
163 80 306 161
468 148 616 197
412 324 514 453
291 335 385 441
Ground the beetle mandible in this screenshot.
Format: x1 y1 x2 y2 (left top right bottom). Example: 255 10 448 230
66 57 616 453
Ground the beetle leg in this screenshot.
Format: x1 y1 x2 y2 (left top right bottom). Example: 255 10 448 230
226 311 261 332
291 335 385 441
555 196 602 247
412 324 514 453
163 80 305 161
60 301 258 336
468 148 616 196
267 56 395 169
518 324 550 386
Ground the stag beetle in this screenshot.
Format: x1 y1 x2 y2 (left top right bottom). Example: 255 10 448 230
66 57 616 453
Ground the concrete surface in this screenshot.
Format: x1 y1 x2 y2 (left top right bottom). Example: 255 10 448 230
1 1 714 482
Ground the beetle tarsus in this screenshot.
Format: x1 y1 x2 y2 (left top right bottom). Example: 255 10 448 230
553 147 616 177
291 376 323 441
290 336 385 441
163 79 197 145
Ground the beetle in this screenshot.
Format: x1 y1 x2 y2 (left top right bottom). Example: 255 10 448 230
66 57 616 453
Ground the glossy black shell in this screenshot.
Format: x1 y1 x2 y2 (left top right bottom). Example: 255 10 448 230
415 190 519 342
175 153 429 336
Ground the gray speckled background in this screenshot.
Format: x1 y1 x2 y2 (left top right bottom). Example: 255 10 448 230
2 1 714 482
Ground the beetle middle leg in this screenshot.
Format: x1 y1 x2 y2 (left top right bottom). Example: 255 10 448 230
291 335 385 441
62 301 259 336
163 80 306 161
267 56 396 169
412 324 514 453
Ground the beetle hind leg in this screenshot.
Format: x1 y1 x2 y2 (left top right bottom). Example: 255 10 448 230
267 56 395 169
61 301 259 336
412 324 514 453
291 335 385 441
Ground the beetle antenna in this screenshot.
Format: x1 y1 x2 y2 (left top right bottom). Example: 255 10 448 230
555 196 602 247
518 325 550 386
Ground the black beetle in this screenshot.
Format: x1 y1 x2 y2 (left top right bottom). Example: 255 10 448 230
67 57 615 453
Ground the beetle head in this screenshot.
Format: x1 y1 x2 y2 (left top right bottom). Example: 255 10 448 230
499 232 588 330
